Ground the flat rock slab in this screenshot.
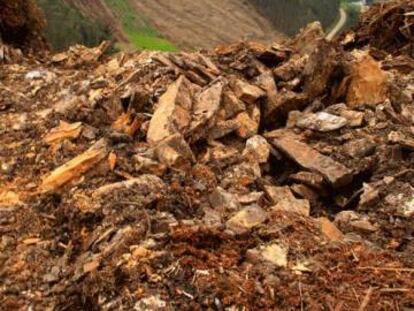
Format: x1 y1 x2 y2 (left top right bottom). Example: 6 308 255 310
267 131 353 188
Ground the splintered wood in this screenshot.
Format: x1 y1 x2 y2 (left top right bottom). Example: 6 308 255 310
39 139 109 193
44 121 83 144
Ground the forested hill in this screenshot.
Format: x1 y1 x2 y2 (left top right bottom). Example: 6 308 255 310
253 0 341 35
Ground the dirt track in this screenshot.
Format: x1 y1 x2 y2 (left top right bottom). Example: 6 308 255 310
130 0 282 49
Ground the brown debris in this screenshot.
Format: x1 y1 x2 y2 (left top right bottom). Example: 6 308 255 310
2 7 414 309
343 0 414 57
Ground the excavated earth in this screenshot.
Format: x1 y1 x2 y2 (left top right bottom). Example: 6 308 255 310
1 4 414 310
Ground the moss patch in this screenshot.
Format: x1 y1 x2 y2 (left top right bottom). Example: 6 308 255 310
104 0 177 51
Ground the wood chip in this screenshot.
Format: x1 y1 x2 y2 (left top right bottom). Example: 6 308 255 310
39 139 109 193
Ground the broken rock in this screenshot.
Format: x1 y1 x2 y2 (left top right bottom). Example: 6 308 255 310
242 135 271 164
272 198 310 216
226 205 267 234
232 79 265 104
343 138 376 158
222 91 246 119
209 187 240 212
235 109 260 139
388 131 414 151
189 81 224 141
154 134 195 168
319 217 345 242
289 171 326 191
266 131 353 188
347 53 388 108
147 76 193 144
293 111 348 132
359 183 380 208
264 185 296 205
247 242 288 268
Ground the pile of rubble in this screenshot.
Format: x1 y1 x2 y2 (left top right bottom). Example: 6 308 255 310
1 3 414 310
343 0 414 58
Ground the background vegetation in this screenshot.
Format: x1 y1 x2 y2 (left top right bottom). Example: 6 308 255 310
103 0 177 51
252 0 341 35
37 0 112 51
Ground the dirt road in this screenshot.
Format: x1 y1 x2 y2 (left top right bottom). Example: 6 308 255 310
326 8 347 41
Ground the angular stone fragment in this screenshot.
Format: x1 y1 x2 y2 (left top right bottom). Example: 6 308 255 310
272 197 310 216
294 111 347 132
133 155 167 176
189 81 224 139
273 55 308 82
319 217 345 242
264 185 296 205
289 171 325 191
222 91 246 119
290 184 319 203
154 134 195 168
247 242 288 268
209 187 240 211
207 119 239 140
236 192 264 205
232 79 265 104
235 107 260 139
359 183 380 207
303 39 338 98
242 135 271 164
292 21 325 55
256 71 279 118
40 139 109 193
267 131 353 188
326 104 365 128
261 243 288 267
347 54 388 108
147 76 193 144
388 131 414 150
265 89 308 121
226 205 267 234
343 138 376 158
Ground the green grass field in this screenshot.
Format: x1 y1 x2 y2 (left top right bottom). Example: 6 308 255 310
104 0 177 51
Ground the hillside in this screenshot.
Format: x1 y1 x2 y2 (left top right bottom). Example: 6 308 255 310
39 0 281 51
253 0 341 35
38 0 342 51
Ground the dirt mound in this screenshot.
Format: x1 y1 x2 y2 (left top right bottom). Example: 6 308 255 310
1 16 414 311
0 0 48 52
343 0 414 58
